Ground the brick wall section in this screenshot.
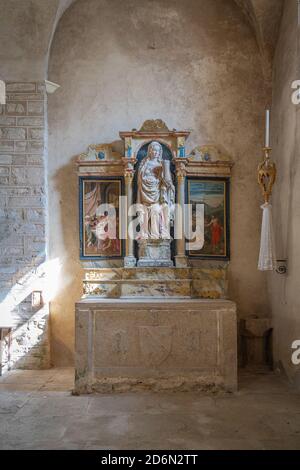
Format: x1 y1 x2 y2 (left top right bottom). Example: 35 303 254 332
0 82 50 369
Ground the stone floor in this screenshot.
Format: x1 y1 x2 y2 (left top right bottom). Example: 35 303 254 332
0 368 300 450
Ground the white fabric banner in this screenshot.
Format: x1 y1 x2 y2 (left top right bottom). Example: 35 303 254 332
258 203 276 271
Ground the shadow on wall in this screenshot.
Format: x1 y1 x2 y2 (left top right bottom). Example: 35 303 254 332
0 257 56 372
0 304 49 374
49 154 83 366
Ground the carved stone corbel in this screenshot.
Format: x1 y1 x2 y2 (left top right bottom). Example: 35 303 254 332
174 157 188 180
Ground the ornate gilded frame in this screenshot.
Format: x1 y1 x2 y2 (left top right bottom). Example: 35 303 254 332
185 177 230 260
79 176 124 260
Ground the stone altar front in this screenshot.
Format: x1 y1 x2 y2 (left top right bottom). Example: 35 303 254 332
75 298 237 393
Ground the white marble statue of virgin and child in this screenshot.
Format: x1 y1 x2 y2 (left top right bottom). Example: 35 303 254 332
137 141 175 240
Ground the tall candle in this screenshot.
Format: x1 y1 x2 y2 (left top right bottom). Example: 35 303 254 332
265 109 270 147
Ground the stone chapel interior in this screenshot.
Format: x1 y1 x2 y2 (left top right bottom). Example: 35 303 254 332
0 0 299 451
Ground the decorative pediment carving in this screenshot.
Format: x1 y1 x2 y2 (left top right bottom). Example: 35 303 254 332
188 144 232 163
78 143 122 162
139 119 170 133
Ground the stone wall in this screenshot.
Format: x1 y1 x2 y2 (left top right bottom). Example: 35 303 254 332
269 0 300 386
0 82 50 369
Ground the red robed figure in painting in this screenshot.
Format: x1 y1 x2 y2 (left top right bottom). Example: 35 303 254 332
207 215 223 253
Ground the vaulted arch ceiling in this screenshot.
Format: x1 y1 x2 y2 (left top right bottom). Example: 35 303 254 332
233 0 283 80
0 0 283 82
53 0 283 81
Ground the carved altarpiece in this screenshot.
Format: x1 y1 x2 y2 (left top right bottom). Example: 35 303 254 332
78 119 233 299
75 120 237 394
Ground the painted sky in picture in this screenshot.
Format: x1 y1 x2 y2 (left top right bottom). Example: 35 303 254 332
189 181 224 208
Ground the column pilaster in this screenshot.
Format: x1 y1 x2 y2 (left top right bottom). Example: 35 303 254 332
123 157 136 267
174 158 188 267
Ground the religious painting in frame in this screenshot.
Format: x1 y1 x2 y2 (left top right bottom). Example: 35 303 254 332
186 177 230 260
79 176 124 259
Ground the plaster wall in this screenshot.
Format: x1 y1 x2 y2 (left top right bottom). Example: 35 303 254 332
270 0 300 385
48 0 271 365
0 0 59 81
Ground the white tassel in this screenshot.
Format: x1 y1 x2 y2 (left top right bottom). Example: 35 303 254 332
258 203 276 271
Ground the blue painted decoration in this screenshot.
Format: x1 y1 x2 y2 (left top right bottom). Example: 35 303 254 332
179 146 185 158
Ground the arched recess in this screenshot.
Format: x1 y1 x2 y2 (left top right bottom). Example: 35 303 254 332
233 0 283 81
45 0 76 79
46 0 273 365
46 0 283 84
0 0 283 81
